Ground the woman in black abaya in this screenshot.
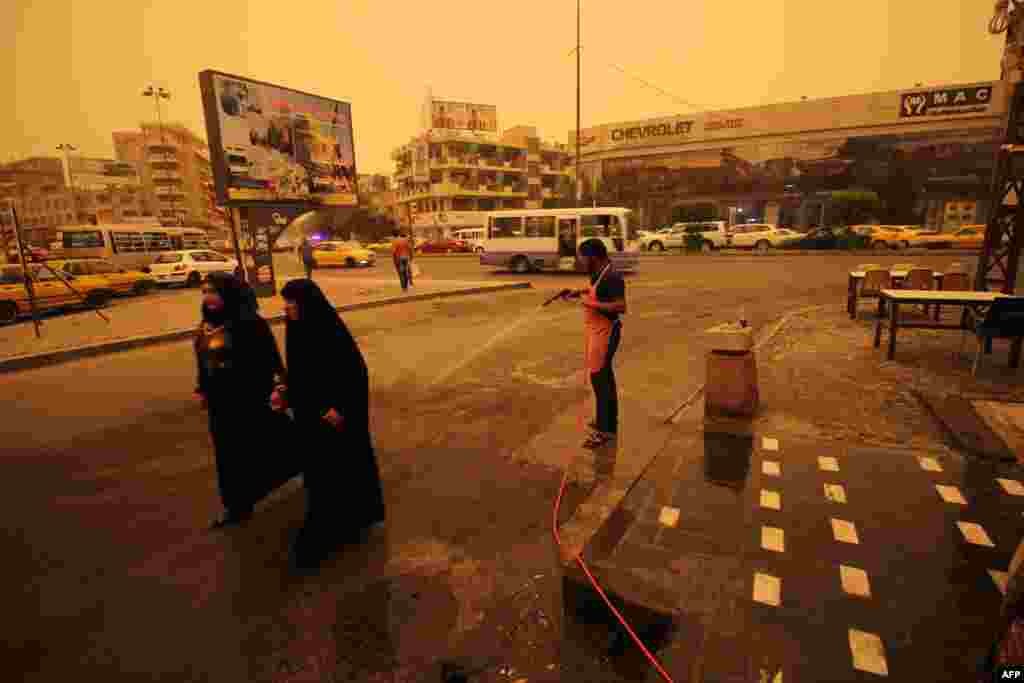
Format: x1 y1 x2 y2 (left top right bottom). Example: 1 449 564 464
194 272 287 529
276 279 385 567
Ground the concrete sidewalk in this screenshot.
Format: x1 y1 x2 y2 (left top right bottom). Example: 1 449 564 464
0 277 530 373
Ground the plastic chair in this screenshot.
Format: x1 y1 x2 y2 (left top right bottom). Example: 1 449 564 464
902 267 936 315
934 271 971 321
958 297 1024 376
857 268 893 319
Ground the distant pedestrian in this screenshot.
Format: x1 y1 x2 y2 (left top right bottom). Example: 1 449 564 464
194 272 288 530
566 239 627 449
300 237 315 280
276 279 385 568
391 230 413 292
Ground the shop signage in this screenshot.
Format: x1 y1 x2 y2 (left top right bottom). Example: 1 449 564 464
610 120 694 142
900 86 991 117
705 118 745 131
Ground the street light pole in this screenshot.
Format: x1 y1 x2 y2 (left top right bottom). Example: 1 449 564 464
576 0 581 209
143 85 178 225
56 143 78 226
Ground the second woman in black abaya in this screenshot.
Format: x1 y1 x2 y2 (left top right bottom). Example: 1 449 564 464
277 279 385 568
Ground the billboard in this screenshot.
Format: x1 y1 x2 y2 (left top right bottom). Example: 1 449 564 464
198 70 358 207
429 100 497 133
899 85 993 118
68 158 140 189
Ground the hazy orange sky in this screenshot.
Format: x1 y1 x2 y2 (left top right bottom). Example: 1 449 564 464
2 0 1006 175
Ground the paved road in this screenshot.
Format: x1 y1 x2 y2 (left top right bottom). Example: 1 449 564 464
0 253 1009 681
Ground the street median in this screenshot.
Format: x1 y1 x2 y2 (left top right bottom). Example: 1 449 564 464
0 279 531 374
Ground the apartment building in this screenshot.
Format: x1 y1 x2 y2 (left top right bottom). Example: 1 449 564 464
392 116 572 240
113 122 225 228
0 158 76 245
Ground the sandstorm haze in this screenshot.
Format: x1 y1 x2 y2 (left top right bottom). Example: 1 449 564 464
1 0 1006 173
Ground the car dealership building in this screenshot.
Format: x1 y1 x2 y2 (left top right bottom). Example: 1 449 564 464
569 80 1006 230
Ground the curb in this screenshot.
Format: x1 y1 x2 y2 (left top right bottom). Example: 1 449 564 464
0 282 532 375
639 248 980 257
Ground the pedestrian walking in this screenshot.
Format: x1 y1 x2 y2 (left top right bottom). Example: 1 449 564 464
275 279 385 568
300 237 316 280
565 239 627 449
391 230 413 292
194 272 289 529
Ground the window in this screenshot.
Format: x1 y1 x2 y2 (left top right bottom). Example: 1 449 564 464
0 267 23 285
62 230 104 249
524 216 556 238
580 215 621 238
189 252 208 262
88 260 117 275
490 216 522 238
204 252 228 262
143 232 171 251
112 231 146 253
154 253 183 264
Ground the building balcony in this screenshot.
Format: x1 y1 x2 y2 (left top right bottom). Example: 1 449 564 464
156 189 186 202
151 169 183 182
149 157 180 170
147 141 180 154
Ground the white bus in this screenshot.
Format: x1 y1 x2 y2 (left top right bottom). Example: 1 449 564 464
452 228 486 252
478 207 640 273
51 225 212 270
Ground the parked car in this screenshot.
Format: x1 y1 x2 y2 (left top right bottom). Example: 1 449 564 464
5 245 49 263
364 241 395 254
147 250 239 287
0 262 117 325
416 239 473 254
640 225 685 251
310 241 376 267
681 221 731 252
856 225 913 249
726 223 794 251
46 258 156 297
918 225 987 250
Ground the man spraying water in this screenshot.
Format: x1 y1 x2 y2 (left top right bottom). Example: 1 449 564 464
555 239 627 449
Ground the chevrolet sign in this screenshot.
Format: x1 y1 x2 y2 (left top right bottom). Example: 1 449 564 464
610 120 694 142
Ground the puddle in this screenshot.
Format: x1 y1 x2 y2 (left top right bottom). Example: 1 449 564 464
703 432 753 489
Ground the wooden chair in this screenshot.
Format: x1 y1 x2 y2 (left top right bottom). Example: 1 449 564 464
902 267 936 316
855 268 893 319
933 271 971 321
853 264 881 297
892 263 916 272
958 297 1024 376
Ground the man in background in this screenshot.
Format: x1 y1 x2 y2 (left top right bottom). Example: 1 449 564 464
300 237 315 280
391 230 414 292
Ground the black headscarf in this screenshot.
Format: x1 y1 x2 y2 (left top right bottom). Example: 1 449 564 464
281 279 367 420
202 272 258 326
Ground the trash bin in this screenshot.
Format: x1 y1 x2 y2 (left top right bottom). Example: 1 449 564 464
704 322 759 432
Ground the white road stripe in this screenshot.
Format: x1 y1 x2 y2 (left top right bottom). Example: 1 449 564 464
762 526 785 553
831 519 860 544
958 521 995 547
753 573 781 606
658 506 680 528
824 484 847 504
935 484 967 505
818 456 839 472
998 478 1024 496
762 461 781 476
919 457 943 472
990 570 1009 595
762 437 779 451
849 629 888 676
840 565 872 598
760 490 781 510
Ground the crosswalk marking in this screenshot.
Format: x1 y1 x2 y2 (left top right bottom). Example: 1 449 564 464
919 457 943 472
753 573 781 607
818 456 839 472
762 437 779 451
824 484 847 504
997 478 1024 496
849 629 888 676
958 521 995 547
763 461 781 476
990 570 1009 595
658 506 680 528
840 565 872 598
760 490 781 510
762 526 785 553
831 519 860 544
935 484 967 505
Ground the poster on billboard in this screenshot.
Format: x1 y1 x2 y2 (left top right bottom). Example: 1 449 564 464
242 205 310 297
68 158 140 189
199 70 358 207
429 100 497 132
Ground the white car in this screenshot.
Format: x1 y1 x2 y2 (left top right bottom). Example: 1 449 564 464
640 225 686 251
727 223 793 251
148 250 239 288
679 221 731 251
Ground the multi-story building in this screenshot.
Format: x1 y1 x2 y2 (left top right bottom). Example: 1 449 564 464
67 156 146 225
0 158 76 246
392 109 572 240
112 122 225 229
570 81 1005 230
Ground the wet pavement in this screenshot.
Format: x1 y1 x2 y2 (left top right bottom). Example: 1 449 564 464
568 426 1023 681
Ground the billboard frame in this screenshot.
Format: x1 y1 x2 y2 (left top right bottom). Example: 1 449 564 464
198 69 360 210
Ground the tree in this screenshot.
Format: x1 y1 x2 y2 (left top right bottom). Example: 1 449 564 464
829 190 881 226
672 203 718 223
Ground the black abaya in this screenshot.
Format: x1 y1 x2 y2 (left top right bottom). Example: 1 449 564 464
281 279 385 562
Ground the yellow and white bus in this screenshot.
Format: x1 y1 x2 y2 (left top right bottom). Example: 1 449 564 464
452 228 486 252
478 207 640 273
51 225 211 270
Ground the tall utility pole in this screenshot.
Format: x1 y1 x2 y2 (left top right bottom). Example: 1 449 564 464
143 85 179 225
576 0 581 208
976 1 1024 294
56 143 78 225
